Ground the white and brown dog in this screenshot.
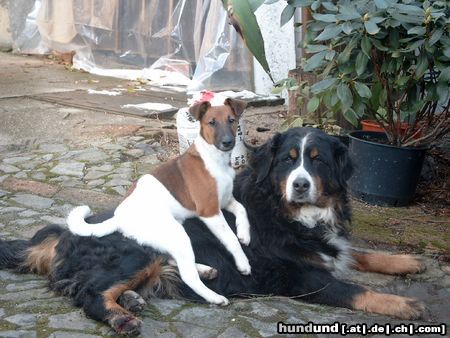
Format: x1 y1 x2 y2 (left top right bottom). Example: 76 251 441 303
67 96 251 305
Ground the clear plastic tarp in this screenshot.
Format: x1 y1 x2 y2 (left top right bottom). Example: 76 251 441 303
13 0 254 91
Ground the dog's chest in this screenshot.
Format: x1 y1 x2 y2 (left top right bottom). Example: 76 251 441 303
204 158 235 208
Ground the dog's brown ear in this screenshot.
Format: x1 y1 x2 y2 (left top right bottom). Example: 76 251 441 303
189 101 211 121
224 98 247 117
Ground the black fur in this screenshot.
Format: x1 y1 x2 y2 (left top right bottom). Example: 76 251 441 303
0 128 415 333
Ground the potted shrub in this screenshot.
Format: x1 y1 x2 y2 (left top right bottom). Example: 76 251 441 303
226 0 449 205
276 0 450 206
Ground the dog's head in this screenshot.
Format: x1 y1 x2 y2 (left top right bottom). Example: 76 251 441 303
249 127 353 213
189 98 247 152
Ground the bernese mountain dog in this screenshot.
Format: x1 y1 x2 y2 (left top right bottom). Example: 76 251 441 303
0 127 426 335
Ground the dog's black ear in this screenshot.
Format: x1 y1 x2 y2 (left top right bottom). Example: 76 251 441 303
250 133 281 184
224 98 247 117
333 138 353 187
189 101 211 121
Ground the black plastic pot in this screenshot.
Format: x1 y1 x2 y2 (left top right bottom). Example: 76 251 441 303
348 131 427 207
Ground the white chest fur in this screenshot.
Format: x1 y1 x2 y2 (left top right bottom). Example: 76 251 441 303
194 136 235 208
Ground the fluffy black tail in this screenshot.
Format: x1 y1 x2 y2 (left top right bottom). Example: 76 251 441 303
0 225 66 270
0 238 29 269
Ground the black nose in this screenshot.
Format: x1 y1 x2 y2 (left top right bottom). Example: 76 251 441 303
293 177 310 194
221 139 234 149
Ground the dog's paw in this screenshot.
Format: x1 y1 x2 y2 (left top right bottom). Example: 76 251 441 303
237 230 251 246
195 263 218 280
109 313 142 335
396 255 426 275
392 297 426 320
118 290 146 313
236 258 251 275
210 295 230 306
236 216 251 246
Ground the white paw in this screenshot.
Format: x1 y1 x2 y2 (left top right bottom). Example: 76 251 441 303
210 295 229 306
236 216 251 246
237 258 251 275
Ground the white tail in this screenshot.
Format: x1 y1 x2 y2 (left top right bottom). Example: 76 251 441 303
67 205 118 237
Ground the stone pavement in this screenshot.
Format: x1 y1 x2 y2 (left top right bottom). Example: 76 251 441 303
0 52 449 337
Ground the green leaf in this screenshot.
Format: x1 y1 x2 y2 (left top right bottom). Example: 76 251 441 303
355 52 369 76
336 5 361 20
401 39 425 52
342 22 353 34
337 36 358 64
439 67 450 83
248 0 266 11
343 108 359 127
290 0 315 6
390 12 424 24
311 0 321 11
303 51 327 71
314 24 343 41
311 78 338 93
436 82 450 104
337 83 353 109
280 5 295 26
304 44 329 53
361 35 372 57
354 82 372 98
371 38 389 51
226 0 273 81
322 2 338 12
307 96 320 113
364 20 380 35
407 26 426 35
395 3 424 16
395 75 411 87
312 13 337 23
444 47 450 59
429 29 443 46
370 17 386 24
325 50 336 61
415 54 428 79
374 0 389 9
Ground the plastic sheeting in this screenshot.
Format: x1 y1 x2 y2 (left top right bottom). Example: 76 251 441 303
13 0 254 91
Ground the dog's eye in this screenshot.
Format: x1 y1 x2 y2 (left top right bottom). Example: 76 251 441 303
228 117 235 124
208 119 216 127
284 156 294 163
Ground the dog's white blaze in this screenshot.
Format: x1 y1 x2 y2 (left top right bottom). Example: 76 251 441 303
194 136 235 208
208 94 227 107
286 134 316 203
320 233 353 277
295 205 336 229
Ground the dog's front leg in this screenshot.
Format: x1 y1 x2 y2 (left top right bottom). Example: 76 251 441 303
200 212 251 275
225 198 251 245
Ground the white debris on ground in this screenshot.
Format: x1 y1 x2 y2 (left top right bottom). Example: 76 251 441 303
87 89 122 96
121 103 176 112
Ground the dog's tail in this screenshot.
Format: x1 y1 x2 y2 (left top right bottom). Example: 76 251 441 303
0 238 28 269
1 225 65 274
67 205 118 237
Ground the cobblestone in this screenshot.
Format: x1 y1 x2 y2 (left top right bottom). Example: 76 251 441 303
51 162 85 178
10 194 55 209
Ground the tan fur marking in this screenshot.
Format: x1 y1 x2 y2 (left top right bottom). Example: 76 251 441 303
310 147 319 159
151 146 220 217
352 252 426 275
289 148 298 160
103 259 163 316
23 237 59 275
351 290 425 319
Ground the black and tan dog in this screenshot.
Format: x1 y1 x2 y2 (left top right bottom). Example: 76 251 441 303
0 127 426 335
